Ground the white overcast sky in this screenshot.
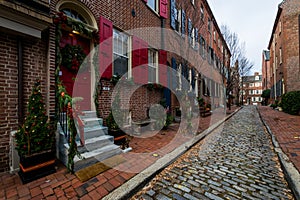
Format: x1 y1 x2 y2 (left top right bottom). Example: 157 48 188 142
206 0 283 74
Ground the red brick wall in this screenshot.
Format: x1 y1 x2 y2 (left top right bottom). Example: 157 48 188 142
98 79 163 123
282 0 300 92
0 32 48 173
49 0 164 122
268 0 300 98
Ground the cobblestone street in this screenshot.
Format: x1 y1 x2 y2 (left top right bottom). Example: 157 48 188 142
132 106 295 200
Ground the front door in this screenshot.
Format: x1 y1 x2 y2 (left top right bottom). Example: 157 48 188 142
60 31 91 110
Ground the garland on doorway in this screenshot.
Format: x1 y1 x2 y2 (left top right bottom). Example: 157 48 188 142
54 11 99 173
60 44 87 72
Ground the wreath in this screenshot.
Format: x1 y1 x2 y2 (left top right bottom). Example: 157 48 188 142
60 44 87 72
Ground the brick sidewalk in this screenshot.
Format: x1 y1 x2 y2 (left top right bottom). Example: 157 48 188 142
258 106 300 172
0 106 237 199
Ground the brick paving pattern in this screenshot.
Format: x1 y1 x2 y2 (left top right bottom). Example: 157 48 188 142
0 107 235 199
132 106 294 199
259 106 300 172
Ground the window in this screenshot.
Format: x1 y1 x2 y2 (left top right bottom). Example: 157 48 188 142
191 28 195 48
279 47 282 64
177 64 182 90
147 0 158 12
113 29 129 77
208 18 211 32
175 9 181 33
200 5 204 21
279 20 282 34
200 36 206 58
148 49 158 83
213 31 216 41
60 8 87 24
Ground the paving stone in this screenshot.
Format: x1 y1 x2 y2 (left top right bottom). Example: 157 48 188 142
204 192 224 200
156 193 172 200
146 189 155 197
174 184 191 193
133 106 294 200
172 193 187 200
140 194 153 200
168 186 182 195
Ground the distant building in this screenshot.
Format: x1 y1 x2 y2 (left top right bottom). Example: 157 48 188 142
242 72 263 105
267 0 300 102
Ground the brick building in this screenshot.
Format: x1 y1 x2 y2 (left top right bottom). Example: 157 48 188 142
242 72 263 105
0 0 52 172
0 0 231 172
166 0 231 115
262 50 271 91
267 0 300 102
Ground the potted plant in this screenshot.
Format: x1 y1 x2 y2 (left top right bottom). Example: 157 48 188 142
15 80 56 183
106 92 127 146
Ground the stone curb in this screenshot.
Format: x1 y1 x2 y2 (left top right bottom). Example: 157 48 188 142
257 107 300 200
102 107 242 200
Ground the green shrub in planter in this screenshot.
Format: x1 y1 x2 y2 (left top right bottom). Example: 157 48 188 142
281 91 300 115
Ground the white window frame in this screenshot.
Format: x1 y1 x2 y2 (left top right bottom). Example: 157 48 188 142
279 47 282 64
177 64 182 91
147 0 159 13
175 9 182 33
113 29 130 78
191 28 195 48
148 48 158 83
200 5 204 21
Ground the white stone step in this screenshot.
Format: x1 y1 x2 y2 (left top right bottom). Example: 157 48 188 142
80 111 97 119
82 117 103 127
73 144 122 171
76 135 114 151
83 125 108 139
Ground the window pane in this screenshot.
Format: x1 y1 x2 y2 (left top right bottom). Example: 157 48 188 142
147 0 156 11
148 67 156 83
113 54 128 76
113 29 129 76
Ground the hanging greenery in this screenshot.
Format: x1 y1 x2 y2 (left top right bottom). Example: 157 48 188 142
60 44 87 72
54 11 99 173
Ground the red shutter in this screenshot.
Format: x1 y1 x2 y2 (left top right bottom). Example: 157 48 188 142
160 0 168 19
99 16 113 79
132 36 148 84
159 50 168 86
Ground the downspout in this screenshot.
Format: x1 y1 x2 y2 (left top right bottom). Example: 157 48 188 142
273 35 277 100
18 39 24 125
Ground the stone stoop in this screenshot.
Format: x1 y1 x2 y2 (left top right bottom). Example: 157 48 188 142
58 111 122 170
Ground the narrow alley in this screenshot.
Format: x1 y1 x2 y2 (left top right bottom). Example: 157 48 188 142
131 106 294 200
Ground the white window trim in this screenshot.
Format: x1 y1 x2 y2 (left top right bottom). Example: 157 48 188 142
148 48 158 83
176 9 182 34
113 29 131 78
177 64 182 91
147 0 159 13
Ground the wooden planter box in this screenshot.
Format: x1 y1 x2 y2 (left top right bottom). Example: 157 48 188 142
18 150 56 184
108 129 127 146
